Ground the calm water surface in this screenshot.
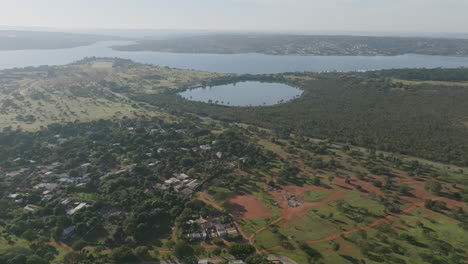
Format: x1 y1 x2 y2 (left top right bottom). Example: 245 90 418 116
179 81 303 106
2 41 468 74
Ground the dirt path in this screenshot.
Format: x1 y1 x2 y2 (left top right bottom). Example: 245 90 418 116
248 215 285 243
0 241 73 251
197 192 224 211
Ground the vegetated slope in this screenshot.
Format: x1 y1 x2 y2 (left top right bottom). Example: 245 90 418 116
0 60 466 264
0 116 466 264
368 67 468 82
112 34 468 56
0 30 123 50
203 130 467 264
131 70 468 166
0 58 226 131
0 118 274 263
2 59 467 165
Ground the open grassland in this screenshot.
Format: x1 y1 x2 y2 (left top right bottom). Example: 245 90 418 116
302 189 334 202
391 78 468 87
0 58 228 131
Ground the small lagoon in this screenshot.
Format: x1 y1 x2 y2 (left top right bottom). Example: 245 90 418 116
179 81 303 106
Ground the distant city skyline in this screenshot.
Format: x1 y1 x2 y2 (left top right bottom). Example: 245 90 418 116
1 0 467 33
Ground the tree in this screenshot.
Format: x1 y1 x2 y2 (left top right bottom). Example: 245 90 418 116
298 242 322 260
111 246 138 263
72 240 87 251
312 176 321 186
134 246 150 260
63 252 93 264
8 255 27 264
212 247 222 256
174 242 195 262
26 255 47 264
21 230 36 241
245 254 270 264
345 176 351 185
424 180 442 194
228 243 256 260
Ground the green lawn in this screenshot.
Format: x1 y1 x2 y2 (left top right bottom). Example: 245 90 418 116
280 210 343 242
253 228 283 249
303 190 333 202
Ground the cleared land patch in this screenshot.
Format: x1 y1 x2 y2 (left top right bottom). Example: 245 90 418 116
229 194 273 220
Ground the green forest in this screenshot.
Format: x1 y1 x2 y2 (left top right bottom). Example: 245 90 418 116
128 68 468 166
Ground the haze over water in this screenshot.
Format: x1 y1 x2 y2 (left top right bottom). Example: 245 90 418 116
2 41 468 74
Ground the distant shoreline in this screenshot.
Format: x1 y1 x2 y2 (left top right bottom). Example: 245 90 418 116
111 34 468 57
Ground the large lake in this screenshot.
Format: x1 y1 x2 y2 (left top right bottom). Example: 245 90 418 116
2 41 468 74
179 82 303 106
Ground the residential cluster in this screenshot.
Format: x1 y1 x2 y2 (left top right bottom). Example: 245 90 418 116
156 173 201 195
3 159 92 211
184 216 239 241
283 193 302 208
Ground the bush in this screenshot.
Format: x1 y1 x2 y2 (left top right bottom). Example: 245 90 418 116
111 246 138 263
228 243 256 259
71 240 87 251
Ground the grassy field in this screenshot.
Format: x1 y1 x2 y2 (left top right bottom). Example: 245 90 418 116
303 189 334 202
392 78 468 87
0 59 227 131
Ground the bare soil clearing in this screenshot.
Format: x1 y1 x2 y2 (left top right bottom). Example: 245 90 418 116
229 195 272 220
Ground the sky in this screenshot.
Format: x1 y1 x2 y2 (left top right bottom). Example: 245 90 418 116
1 0 468 33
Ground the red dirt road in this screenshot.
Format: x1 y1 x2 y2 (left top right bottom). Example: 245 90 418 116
0 241 73 251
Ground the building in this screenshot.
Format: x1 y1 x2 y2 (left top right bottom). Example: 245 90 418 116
33 183 58 191
164 178 180 186
186 179 200 190
226 226 239 236
214 224 227 237
66 202 87 215
24 204 40 212
200 144 211 150
62 226 75 239
175 173 190 180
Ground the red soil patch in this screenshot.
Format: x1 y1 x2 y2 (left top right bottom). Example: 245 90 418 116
229 195 272 220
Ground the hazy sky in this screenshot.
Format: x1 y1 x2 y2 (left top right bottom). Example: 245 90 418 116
1 0 468 33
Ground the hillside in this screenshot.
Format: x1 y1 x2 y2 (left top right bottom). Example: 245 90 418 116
0 116 466 264
0 59 466 264
113 34 468 56
0 30 120 50
0 58 225 131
